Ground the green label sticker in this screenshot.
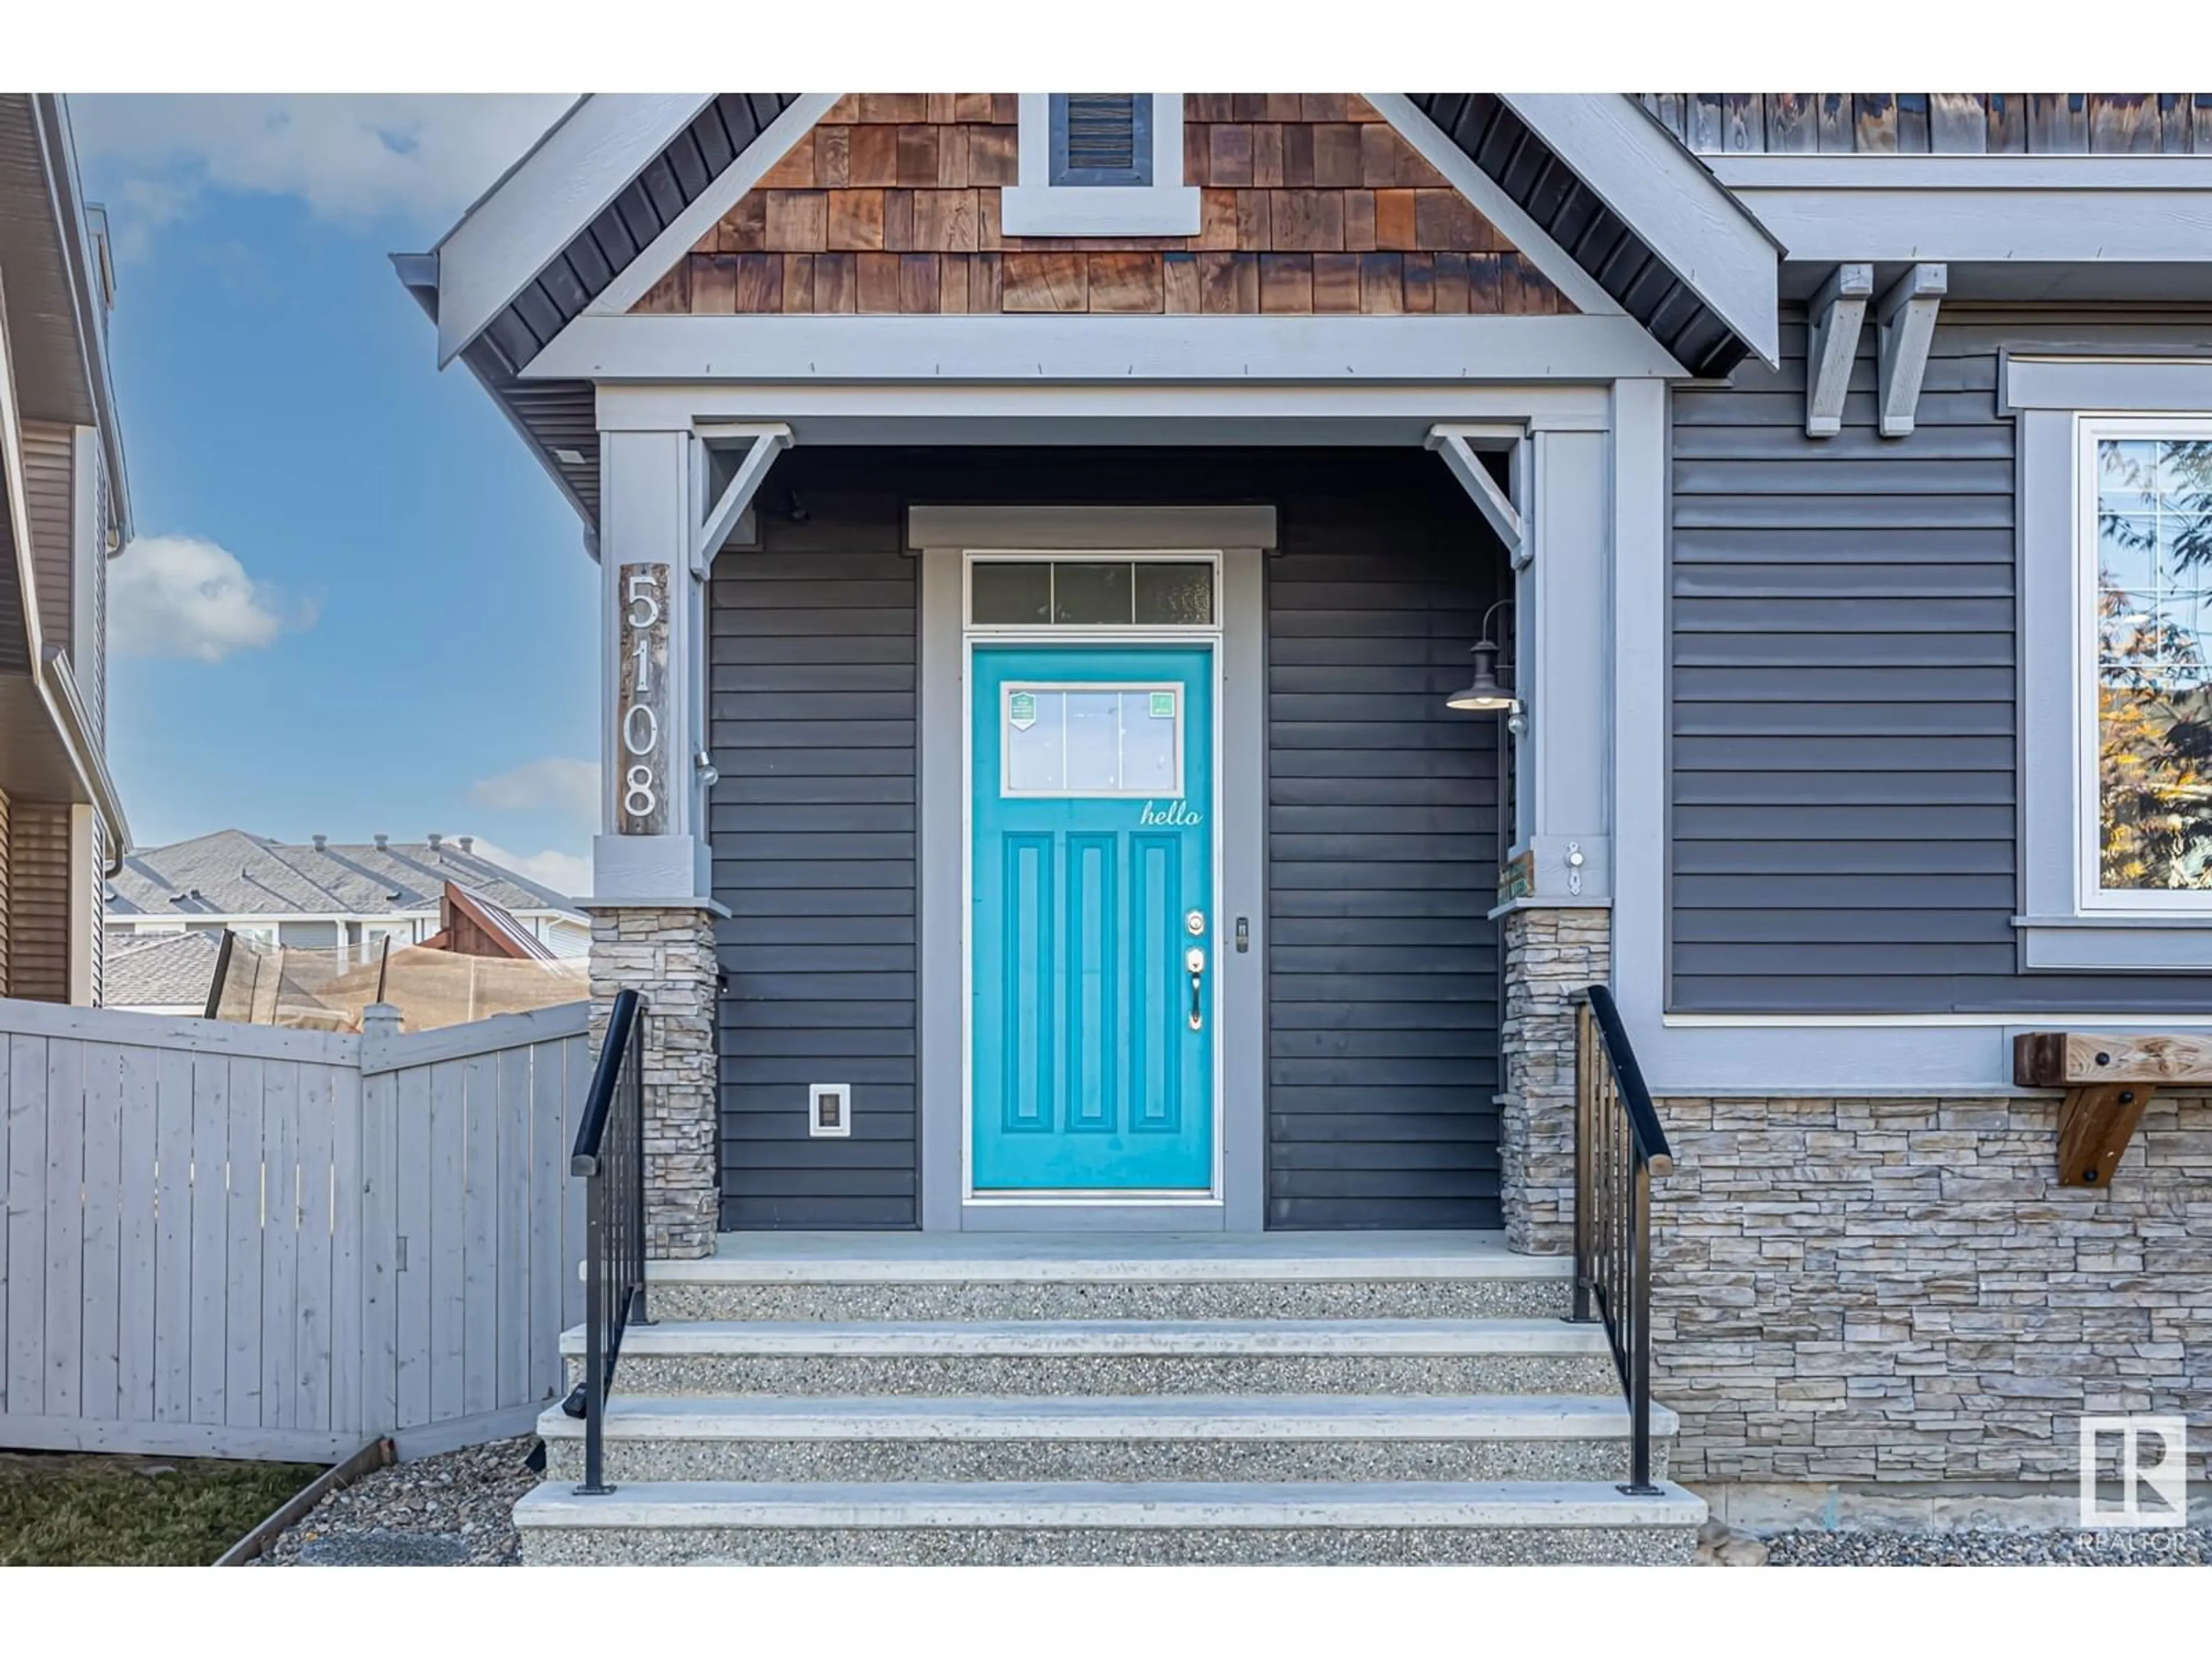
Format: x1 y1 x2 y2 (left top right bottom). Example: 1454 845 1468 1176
1149 691 1176 719
1008 691 1036 731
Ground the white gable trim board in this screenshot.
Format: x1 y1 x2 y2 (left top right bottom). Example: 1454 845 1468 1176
525 314 1690 385
433 94 713 366
586 94 846 320
1492 93 1783 368
1362 94 1626 323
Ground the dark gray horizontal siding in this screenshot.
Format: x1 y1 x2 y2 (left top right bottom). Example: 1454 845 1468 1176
708 450 1506 1231
710 502 918 1230
1268 480 1505 1229
1669 306 2212 1016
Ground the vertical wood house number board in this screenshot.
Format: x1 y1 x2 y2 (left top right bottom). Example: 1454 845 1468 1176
618 562 672 834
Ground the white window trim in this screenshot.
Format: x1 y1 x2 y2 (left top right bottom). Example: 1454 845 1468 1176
2009 355 2212 970
2073 414 2212 917
1001 94 1201 238
997 681 1188 800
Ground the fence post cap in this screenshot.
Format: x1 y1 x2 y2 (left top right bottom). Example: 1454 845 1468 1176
361 1002 403 1037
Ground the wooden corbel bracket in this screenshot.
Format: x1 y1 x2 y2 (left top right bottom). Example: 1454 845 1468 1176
2015 1032 2211 1190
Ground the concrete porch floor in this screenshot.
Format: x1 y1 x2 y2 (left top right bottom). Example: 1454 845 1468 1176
649 1231 1569 1283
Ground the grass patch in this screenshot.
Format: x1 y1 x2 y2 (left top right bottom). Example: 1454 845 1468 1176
0 1450 325 1566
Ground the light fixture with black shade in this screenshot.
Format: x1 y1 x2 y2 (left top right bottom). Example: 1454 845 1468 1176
1447 600 1520 715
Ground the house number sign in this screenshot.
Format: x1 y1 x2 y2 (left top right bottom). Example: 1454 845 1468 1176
617 562 672 834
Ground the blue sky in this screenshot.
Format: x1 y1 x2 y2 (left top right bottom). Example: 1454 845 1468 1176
74 94 600 893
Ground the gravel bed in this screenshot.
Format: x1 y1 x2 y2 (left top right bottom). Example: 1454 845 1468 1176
1765 1527 2212 1566
254 1436 541 1567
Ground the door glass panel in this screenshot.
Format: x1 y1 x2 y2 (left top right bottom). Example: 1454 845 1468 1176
1052 562 1135 624
1133 561 1215 624
1120 690 1179 791
972 561 1052 624
1002 685 1184 797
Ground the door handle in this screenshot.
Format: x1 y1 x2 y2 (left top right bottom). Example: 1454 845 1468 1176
1185 946 1205 1031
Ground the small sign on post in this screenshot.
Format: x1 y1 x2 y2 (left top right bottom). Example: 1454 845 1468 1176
1498 849 1535 904
616 562 672 835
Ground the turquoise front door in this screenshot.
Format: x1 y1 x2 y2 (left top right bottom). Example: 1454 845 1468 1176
971 644 1215 1192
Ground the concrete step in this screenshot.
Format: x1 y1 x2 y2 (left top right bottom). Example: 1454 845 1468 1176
515 1478 1706 1565
645 1231 1573 1323
562 1318 1620 1398
538 1392 1675 1484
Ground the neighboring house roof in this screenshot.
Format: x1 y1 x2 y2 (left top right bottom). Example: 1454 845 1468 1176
396 92 1776 525
108 829 584 920
427 880 559 960
104 929 220 1010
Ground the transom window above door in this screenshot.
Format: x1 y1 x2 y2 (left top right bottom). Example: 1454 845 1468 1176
969 559 1216 627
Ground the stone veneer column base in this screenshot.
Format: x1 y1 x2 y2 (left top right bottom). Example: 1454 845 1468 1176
590 907 719 1260
1497 906 1611 1257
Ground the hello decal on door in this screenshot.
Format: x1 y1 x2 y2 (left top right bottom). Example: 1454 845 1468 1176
1138 800 1202 827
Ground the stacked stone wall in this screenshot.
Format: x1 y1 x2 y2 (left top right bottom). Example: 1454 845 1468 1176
590 907 719 1260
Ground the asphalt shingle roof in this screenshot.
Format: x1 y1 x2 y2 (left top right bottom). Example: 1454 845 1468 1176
108 830 582 920
104 929 222 1009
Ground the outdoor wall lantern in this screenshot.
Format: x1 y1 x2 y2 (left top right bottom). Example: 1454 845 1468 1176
1447 600 1520 717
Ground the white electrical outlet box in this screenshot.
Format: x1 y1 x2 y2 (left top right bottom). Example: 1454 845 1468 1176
809 1083 852 1138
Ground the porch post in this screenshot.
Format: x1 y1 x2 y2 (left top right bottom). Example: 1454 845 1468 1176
586 426 722 1259
1493 419 1618 1255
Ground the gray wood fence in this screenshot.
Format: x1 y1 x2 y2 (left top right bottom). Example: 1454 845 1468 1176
0 997 591 1462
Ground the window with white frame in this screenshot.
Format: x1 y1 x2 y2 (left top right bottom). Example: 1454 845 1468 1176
2082 421 2212 906
2011 358 2212 971
1001 93 1200 237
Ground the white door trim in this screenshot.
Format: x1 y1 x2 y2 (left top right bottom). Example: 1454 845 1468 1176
917 528 1267 1232
961 560 1226 1208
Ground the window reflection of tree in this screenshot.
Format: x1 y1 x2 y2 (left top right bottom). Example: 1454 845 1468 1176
2097 438 2212 891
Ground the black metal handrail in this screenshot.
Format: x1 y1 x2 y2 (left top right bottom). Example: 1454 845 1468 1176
1571 984 1675 1495
560 987 649 1495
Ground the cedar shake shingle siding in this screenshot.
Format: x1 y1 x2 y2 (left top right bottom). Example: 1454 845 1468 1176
1642 92 2212 154
634 95 1567 319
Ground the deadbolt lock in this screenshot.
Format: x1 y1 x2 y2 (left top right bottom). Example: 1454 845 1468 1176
1184 909 1206 936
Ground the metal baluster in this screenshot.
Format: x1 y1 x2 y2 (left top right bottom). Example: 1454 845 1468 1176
1572 1002 1593 1323
1624 1159 1657 1494
575 1158 608 1495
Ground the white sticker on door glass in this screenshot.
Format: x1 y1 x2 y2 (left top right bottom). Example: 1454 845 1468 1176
1002 685 1183 798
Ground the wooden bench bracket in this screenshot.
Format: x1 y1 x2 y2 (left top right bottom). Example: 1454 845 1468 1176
2016 1031 2210 1190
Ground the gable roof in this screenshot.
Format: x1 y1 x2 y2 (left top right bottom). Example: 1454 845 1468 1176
109 829 583 919
395 94 804 526
1405 95 1779 376
402 92 1778 524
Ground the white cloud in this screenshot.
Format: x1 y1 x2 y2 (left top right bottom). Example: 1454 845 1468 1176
109 534 307 662
71 94 574 255
470 757 600 827
465 838 590 900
